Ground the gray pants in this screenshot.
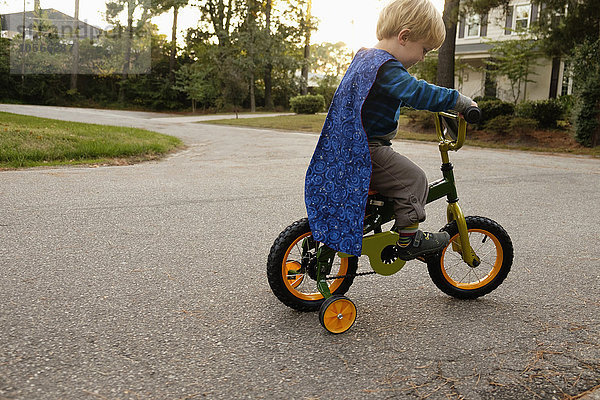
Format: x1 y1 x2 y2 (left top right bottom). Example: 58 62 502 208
369 143 429 228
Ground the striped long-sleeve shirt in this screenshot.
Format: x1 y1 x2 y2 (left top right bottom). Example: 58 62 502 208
361 58 471 144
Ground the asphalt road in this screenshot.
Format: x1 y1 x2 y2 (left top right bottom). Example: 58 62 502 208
1 104 599 400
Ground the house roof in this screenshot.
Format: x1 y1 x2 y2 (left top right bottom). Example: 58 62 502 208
1 8 102 40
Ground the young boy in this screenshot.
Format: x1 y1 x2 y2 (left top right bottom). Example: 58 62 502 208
305 0 475 260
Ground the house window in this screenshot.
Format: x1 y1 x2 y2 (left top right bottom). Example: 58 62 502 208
467 15 480 37
514 4 531 31
459 13 487 38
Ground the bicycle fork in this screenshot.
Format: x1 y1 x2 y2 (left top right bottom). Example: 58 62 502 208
428 158 480 268
446 202 481 268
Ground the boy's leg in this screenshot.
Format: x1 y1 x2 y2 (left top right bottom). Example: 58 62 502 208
369 144 449 260
369 144 428 227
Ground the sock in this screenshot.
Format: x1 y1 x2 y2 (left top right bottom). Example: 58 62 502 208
397 223 419 247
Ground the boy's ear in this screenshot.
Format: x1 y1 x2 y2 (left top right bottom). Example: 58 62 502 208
397 29 411 46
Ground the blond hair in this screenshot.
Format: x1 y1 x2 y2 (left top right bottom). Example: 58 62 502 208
376 0 446 49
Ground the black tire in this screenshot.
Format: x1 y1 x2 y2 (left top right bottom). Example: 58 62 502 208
267 218 358 311
427 216 513 299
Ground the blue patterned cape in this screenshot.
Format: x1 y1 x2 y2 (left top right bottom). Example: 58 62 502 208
305 48 395 257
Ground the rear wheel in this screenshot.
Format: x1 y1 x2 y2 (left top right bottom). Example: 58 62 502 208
427 216 513 299
267 218 358 311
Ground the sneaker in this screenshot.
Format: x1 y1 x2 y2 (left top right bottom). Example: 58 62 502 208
394 230 450 261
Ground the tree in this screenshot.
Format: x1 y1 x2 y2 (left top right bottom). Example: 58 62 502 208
70 0 80 92
298 0 313 95
310 42 352 77
437 0 511 88
173 63 219 111
485 32 540 103
155 0 190 81
105 0 155 101
571 40 600 147
263 0 274 109
436 0 460 87
106 0 153 77
196 0 237 47
531 0 600 147
532 0 600 58
237 0 261 111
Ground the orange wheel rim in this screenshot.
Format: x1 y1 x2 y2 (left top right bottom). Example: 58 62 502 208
322 298 356 333
281 232 349 301
285 261 303 288
441 229 503 290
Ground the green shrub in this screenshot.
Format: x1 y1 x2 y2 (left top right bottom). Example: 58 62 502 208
510 117 538 134
313 75 339 108
484 115 512 135
515 99 565 129
289 94 325 114
557 95 574 118
572 39 600 147
478 99 515 125
473 96 499 103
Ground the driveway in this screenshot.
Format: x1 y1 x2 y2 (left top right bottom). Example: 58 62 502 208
1 104 599 399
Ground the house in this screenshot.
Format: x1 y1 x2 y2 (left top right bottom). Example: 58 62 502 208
1 8 102 41
454 1 571 102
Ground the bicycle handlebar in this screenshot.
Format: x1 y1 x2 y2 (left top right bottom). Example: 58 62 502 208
463 106 482 125
435 106 481 152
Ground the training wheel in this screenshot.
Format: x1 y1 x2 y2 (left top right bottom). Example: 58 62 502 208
318 296 357 334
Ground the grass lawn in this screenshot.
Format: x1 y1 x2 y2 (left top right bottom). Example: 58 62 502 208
205 113 600 157
0 112 184 169
206 113 327 132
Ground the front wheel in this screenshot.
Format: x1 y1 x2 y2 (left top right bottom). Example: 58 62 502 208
427 216 513 299
267 218 358 311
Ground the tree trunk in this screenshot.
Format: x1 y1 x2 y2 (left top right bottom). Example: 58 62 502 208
300 0 312 95
119 0 134 103
264 0 273 109
124 1 133 77
246 0 257 112
169 5 178 82
523 63 528 101
250 72 256 112
436 0 460 88
70 0 80 91
594 102 600 147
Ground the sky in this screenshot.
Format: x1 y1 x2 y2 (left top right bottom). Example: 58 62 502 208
1 0 444 51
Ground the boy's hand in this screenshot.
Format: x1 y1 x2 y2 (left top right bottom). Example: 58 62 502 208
462 104 482 124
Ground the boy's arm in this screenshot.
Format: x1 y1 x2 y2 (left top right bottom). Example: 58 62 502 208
378 61 474 114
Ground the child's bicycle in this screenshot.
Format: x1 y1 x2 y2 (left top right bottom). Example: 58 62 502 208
267 108 513 334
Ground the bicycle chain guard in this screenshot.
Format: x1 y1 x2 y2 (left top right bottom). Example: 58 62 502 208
339 231 406 276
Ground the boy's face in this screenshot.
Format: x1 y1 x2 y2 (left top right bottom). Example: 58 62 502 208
396 38 433 69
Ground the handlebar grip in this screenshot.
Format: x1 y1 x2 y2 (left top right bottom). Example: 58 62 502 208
463 106 482 124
